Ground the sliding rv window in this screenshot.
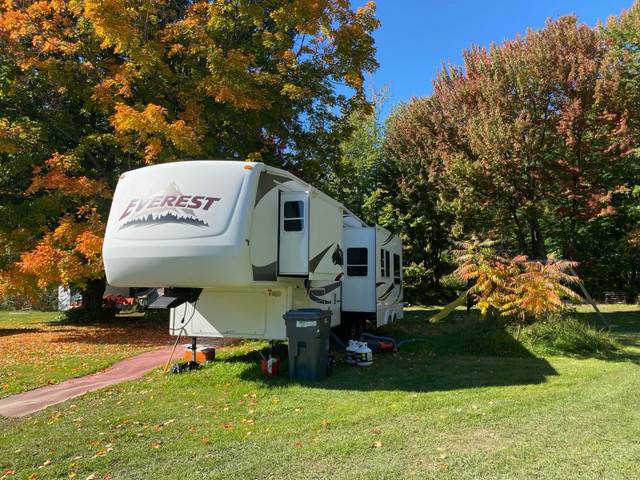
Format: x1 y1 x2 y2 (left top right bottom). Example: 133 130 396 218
283 200 304 232
393 254 401 285
380 249 391 278
347 248 368 277
386 250 390 277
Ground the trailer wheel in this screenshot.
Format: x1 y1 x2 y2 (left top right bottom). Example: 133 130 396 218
358 318 367 336
348 319 362 340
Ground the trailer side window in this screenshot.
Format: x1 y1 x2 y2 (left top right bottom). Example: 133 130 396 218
283 200 304 232
393 254 401 285
346 248 368 277
385 250 390 278
380 249 391 278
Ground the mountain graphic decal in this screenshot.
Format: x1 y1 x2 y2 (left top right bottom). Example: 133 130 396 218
119 182 215 229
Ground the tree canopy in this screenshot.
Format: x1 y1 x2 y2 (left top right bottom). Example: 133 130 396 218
3 1 640 305
383 11 640 298
0 0 380 302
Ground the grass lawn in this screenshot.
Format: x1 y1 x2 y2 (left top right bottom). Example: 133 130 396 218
0 304 639 479
0 311 173 398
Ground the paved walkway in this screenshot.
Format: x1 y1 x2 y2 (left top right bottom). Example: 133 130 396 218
0 345 187 418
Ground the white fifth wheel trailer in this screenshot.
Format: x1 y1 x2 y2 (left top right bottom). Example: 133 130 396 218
103 160 403 340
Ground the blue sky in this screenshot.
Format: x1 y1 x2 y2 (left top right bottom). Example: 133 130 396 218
371 0 634 116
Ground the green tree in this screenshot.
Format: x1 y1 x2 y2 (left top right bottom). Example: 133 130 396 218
322 86 387 223
388 14 636 262
428 15 632 260
383 102 455 300
325 95 455 302
595 2 640 295
385 13 640 299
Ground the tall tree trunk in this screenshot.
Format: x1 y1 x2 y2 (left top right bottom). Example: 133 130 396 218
82 278 106 312
528 216 547 260
509 205 529 254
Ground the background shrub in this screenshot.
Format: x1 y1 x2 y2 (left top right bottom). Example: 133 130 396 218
519 310 619 357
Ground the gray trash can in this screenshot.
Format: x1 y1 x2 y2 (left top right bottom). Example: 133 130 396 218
284 309 332 381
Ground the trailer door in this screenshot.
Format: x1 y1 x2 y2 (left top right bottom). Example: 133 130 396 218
342 227 376 312
278 192 309 275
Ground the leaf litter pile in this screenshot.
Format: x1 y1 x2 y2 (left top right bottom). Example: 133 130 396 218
0 312 173 397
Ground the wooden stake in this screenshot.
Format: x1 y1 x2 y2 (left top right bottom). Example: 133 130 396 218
163 328 185 373
567 265 610 330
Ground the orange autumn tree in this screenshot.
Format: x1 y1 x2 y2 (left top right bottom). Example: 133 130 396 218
0 0 380 308
454 239 581 339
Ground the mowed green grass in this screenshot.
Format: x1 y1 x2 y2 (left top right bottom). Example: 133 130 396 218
0 305 639 479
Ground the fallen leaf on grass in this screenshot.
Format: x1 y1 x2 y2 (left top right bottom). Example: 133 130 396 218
373 440 382 448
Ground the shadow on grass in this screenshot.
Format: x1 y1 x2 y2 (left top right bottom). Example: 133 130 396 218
220 343 558 394
209 305 640 392
206 311 560 393
0 327 42 337
37 319 174 347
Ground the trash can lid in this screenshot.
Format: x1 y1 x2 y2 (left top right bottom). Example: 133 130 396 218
283 308 331 319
